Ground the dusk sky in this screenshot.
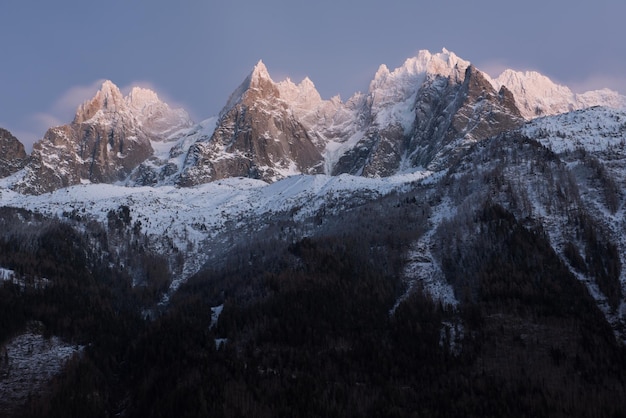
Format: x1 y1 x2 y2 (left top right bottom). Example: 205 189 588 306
1 1 624 150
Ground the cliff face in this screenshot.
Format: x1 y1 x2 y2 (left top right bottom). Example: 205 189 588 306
332 53 523 176
13 81 192 194
177 61 325 186
0 128 28 178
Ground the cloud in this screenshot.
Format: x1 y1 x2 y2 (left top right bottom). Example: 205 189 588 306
14 80 107 152
49 79 107 118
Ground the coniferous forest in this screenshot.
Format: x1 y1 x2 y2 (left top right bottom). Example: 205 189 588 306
0 163 625 418
0 131 624 418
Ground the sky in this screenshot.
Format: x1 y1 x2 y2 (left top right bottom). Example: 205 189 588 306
1 1 624 151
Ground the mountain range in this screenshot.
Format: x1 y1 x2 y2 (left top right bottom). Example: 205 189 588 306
2 48 624 194
1 48 626 416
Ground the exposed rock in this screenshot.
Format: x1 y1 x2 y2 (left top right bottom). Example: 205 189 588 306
13 81 192 194
177 61 324 186
0 128 28 178
332 55 523 176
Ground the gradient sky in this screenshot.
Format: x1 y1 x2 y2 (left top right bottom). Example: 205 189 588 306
1 0 624 151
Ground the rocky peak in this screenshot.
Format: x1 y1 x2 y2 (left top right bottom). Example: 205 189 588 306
219 60 280 119
127 86 161 110
332 60 523 177
178 61 325 186
13 80 192 194
367 48 471 117
250 60 272 86
74 80 126 124
0 128 29 178
126 86 193 139
490 69 626 119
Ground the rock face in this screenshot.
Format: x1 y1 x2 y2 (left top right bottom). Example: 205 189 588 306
331 50 523 175
13 81 192 194
177 50 523 185
0 128 28 177
177 61 326 186
6 48 625 193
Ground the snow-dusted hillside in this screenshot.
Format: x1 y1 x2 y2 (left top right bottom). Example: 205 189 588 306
0 169 433 295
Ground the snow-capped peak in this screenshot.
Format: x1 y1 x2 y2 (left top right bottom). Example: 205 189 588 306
219 60 278 118
70 80 192 139
74 80 126 123
489 69 626 119
127 87 161 111
277 76 323 111
250 59 272 85
369 48 470 94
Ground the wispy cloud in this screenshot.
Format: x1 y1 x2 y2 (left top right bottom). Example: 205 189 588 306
14 80 106 152
475 59 512 78
49 80 107 119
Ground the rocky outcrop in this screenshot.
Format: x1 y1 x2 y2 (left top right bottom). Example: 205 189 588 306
332 50 523 176
177 61 325 186
0 128 28 178
13 81 192 194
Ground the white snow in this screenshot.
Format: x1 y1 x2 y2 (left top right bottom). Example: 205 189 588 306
0 327 81 413
488 69 626 120
522 106 626 153
0 268 14 281
0 169 435 296
210 304 224 329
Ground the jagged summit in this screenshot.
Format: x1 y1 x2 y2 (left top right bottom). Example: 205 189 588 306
5 48 626 195
11 80 192 194
73 80 192 135
74 80 126 124
250 59 271 84
370 48 470 91
127 86 161 110
489 68 626 119
219 60 277 118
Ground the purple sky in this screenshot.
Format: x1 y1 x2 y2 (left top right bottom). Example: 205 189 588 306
1 1 624 151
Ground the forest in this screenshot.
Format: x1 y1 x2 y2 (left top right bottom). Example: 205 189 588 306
0 135 626 417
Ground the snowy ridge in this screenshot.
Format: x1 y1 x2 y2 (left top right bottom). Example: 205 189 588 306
490 70 626 120
368 48 470 129
522 106 626 154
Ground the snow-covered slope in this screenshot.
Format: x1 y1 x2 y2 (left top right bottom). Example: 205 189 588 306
0 169 432 294
490 70 626 119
